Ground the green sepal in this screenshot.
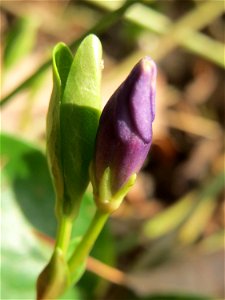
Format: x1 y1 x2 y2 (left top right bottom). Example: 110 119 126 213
98 167 112 202
36 248 70 300
112 173 136 203
90 162 136 213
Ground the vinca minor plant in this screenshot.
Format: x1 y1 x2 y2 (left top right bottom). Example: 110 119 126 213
36 34 157 299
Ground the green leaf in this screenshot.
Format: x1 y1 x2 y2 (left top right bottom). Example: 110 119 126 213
1 133 114 298
47 35 102 219
1 186 80 299
4 16 38 71
62 34 102 109
1 133 83 300
178 172 224 244
1 173 50 299
0 132 105 241
143 192 196 240
46 43 73 216
199 230 225 253
71 192 96 238
0 132 56 237
60 34 102 217
52 42 73 97
143 172 224 241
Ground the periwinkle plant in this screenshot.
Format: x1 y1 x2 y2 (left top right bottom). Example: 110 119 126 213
37 34 102 300
36 34 157 300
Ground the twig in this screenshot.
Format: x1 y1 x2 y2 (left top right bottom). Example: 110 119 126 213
167 111 222 139
87 256 126 286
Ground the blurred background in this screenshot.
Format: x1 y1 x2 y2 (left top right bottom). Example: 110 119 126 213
0 1 224 299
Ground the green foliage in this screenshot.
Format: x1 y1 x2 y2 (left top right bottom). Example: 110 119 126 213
4 16 38 71
47 34 102 218
143 172 224 242
1 153 80 299
1 133 56 237
0 132 115 299
1 177 48 299
46 43 73 217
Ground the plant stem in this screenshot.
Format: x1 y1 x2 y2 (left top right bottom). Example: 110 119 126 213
55 214 73 254
68 209 109 273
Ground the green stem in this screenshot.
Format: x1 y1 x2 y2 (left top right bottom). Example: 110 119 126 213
55 214 73 254
68 209 109 273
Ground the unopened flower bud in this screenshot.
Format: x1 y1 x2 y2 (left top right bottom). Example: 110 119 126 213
91 57 157 212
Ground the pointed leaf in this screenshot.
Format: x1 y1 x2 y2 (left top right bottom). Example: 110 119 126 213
46 43 73 216
60 34 102 217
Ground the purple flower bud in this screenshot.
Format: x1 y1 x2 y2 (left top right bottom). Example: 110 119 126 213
93 56 157 194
